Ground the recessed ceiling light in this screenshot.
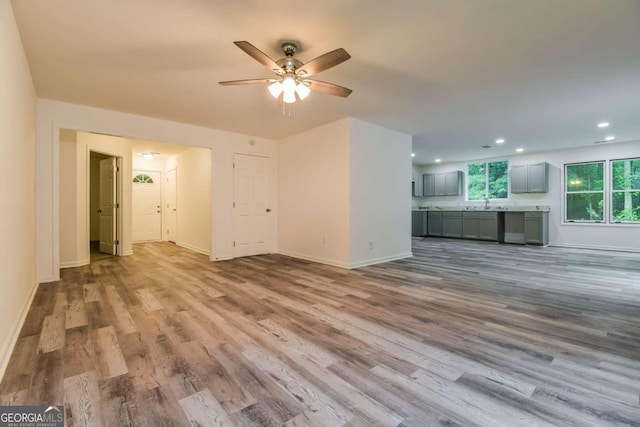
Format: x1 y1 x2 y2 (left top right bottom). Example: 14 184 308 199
495 139 505 144
605 136 615 141
435 158 441 163
598 122 610 128
411 153 416 157
516 148 524 153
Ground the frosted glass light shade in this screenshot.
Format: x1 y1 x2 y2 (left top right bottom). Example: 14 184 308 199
268 81 282 98
281 76 296 93
296 83 311 100
283 90 296 103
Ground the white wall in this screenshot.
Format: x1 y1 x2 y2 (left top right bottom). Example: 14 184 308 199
414 140 640 252
36 99 276 282
277 118 413 268
0 1 37 380
166 147 212 254
350 119 413 266
277 119 351 267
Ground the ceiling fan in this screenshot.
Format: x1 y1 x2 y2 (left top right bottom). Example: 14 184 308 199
219 41 352 104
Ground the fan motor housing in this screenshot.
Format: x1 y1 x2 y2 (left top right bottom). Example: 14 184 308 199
276 57 303 73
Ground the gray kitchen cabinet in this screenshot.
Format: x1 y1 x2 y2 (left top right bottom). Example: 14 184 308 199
427 211 442 236
510 165 528 193
442 211 463 238
510 162 549 193
462 213 479 239
463 211 499 241
528 162 549 193
434 173 446 196
423 171 463 197
445 171 463 196
524 211 548 245
411 211 428 236
423 173 436 197
412 173 424 196
477 212 499 241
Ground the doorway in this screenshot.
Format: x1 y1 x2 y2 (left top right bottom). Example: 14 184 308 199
233 154 271 257
132 170 162 242
166 168 177 243
89 150 122 257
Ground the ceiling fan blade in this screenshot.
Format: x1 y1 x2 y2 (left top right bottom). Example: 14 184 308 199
296 48 351 77
233 41 282 74
219 78 274 86
306 79 352 98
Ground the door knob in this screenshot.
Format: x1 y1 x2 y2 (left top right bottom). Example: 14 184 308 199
266 208 271 212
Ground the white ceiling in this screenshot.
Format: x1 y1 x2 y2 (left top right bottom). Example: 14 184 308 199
12 0 640 164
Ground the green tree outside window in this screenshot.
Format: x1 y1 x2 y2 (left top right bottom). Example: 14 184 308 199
565 162 604 221
467 161 508 200
611 158 640 222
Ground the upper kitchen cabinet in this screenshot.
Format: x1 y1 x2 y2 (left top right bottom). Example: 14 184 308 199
412 172 424 196
423 171 463 197
510 162 549 193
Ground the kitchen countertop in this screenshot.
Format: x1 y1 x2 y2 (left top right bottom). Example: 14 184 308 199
413 206 550 212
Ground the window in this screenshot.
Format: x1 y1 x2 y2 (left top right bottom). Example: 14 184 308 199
611 158 640 223
467 160 508 200
565 162 604 222
133 174 154 184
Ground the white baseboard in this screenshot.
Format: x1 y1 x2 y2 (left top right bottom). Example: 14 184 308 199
549 242 640 253
60 258 90 269
177 242 210 256
277 250 351 269
0 280 39 382
122 250 134 256
348 252 414 269
211 254 233 261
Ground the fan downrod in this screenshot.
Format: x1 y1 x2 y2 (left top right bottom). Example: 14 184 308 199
281 42 297 57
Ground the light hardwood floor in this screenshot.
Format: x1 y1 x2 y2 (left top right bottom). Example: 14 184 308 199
1 239 640 426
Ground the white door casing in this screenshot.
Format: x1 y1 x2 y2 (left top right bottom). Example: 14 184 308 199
99 157 117 254
166 168 177 243
132 170 162 242
233 154 270 257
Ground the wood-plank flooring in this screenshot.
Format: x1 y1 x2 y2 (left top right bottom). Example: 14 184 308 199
1 239 640 426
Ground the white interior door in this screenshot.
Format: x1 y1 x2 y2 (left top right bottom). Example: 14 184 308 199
132 171 162 242
166 168 177 242
99 157 117 254
234 154 270 257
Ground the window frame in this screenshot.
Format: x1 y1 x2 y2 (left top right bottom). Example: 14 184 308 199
466 159 509 201
610 157 640 224
564 161 606 224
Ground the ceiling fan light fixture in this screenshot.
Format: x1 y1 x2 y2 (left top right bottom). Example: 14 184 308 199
295 82 311 100
281 75 296 93
283 90 296 104
268 81 282 98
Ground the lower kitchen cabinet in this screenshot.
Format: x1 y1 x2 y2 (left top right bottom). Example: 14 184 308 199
524 211 549 245
411 211 428 236
427 211 442 236
462 211 502 241
442 211 463 238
